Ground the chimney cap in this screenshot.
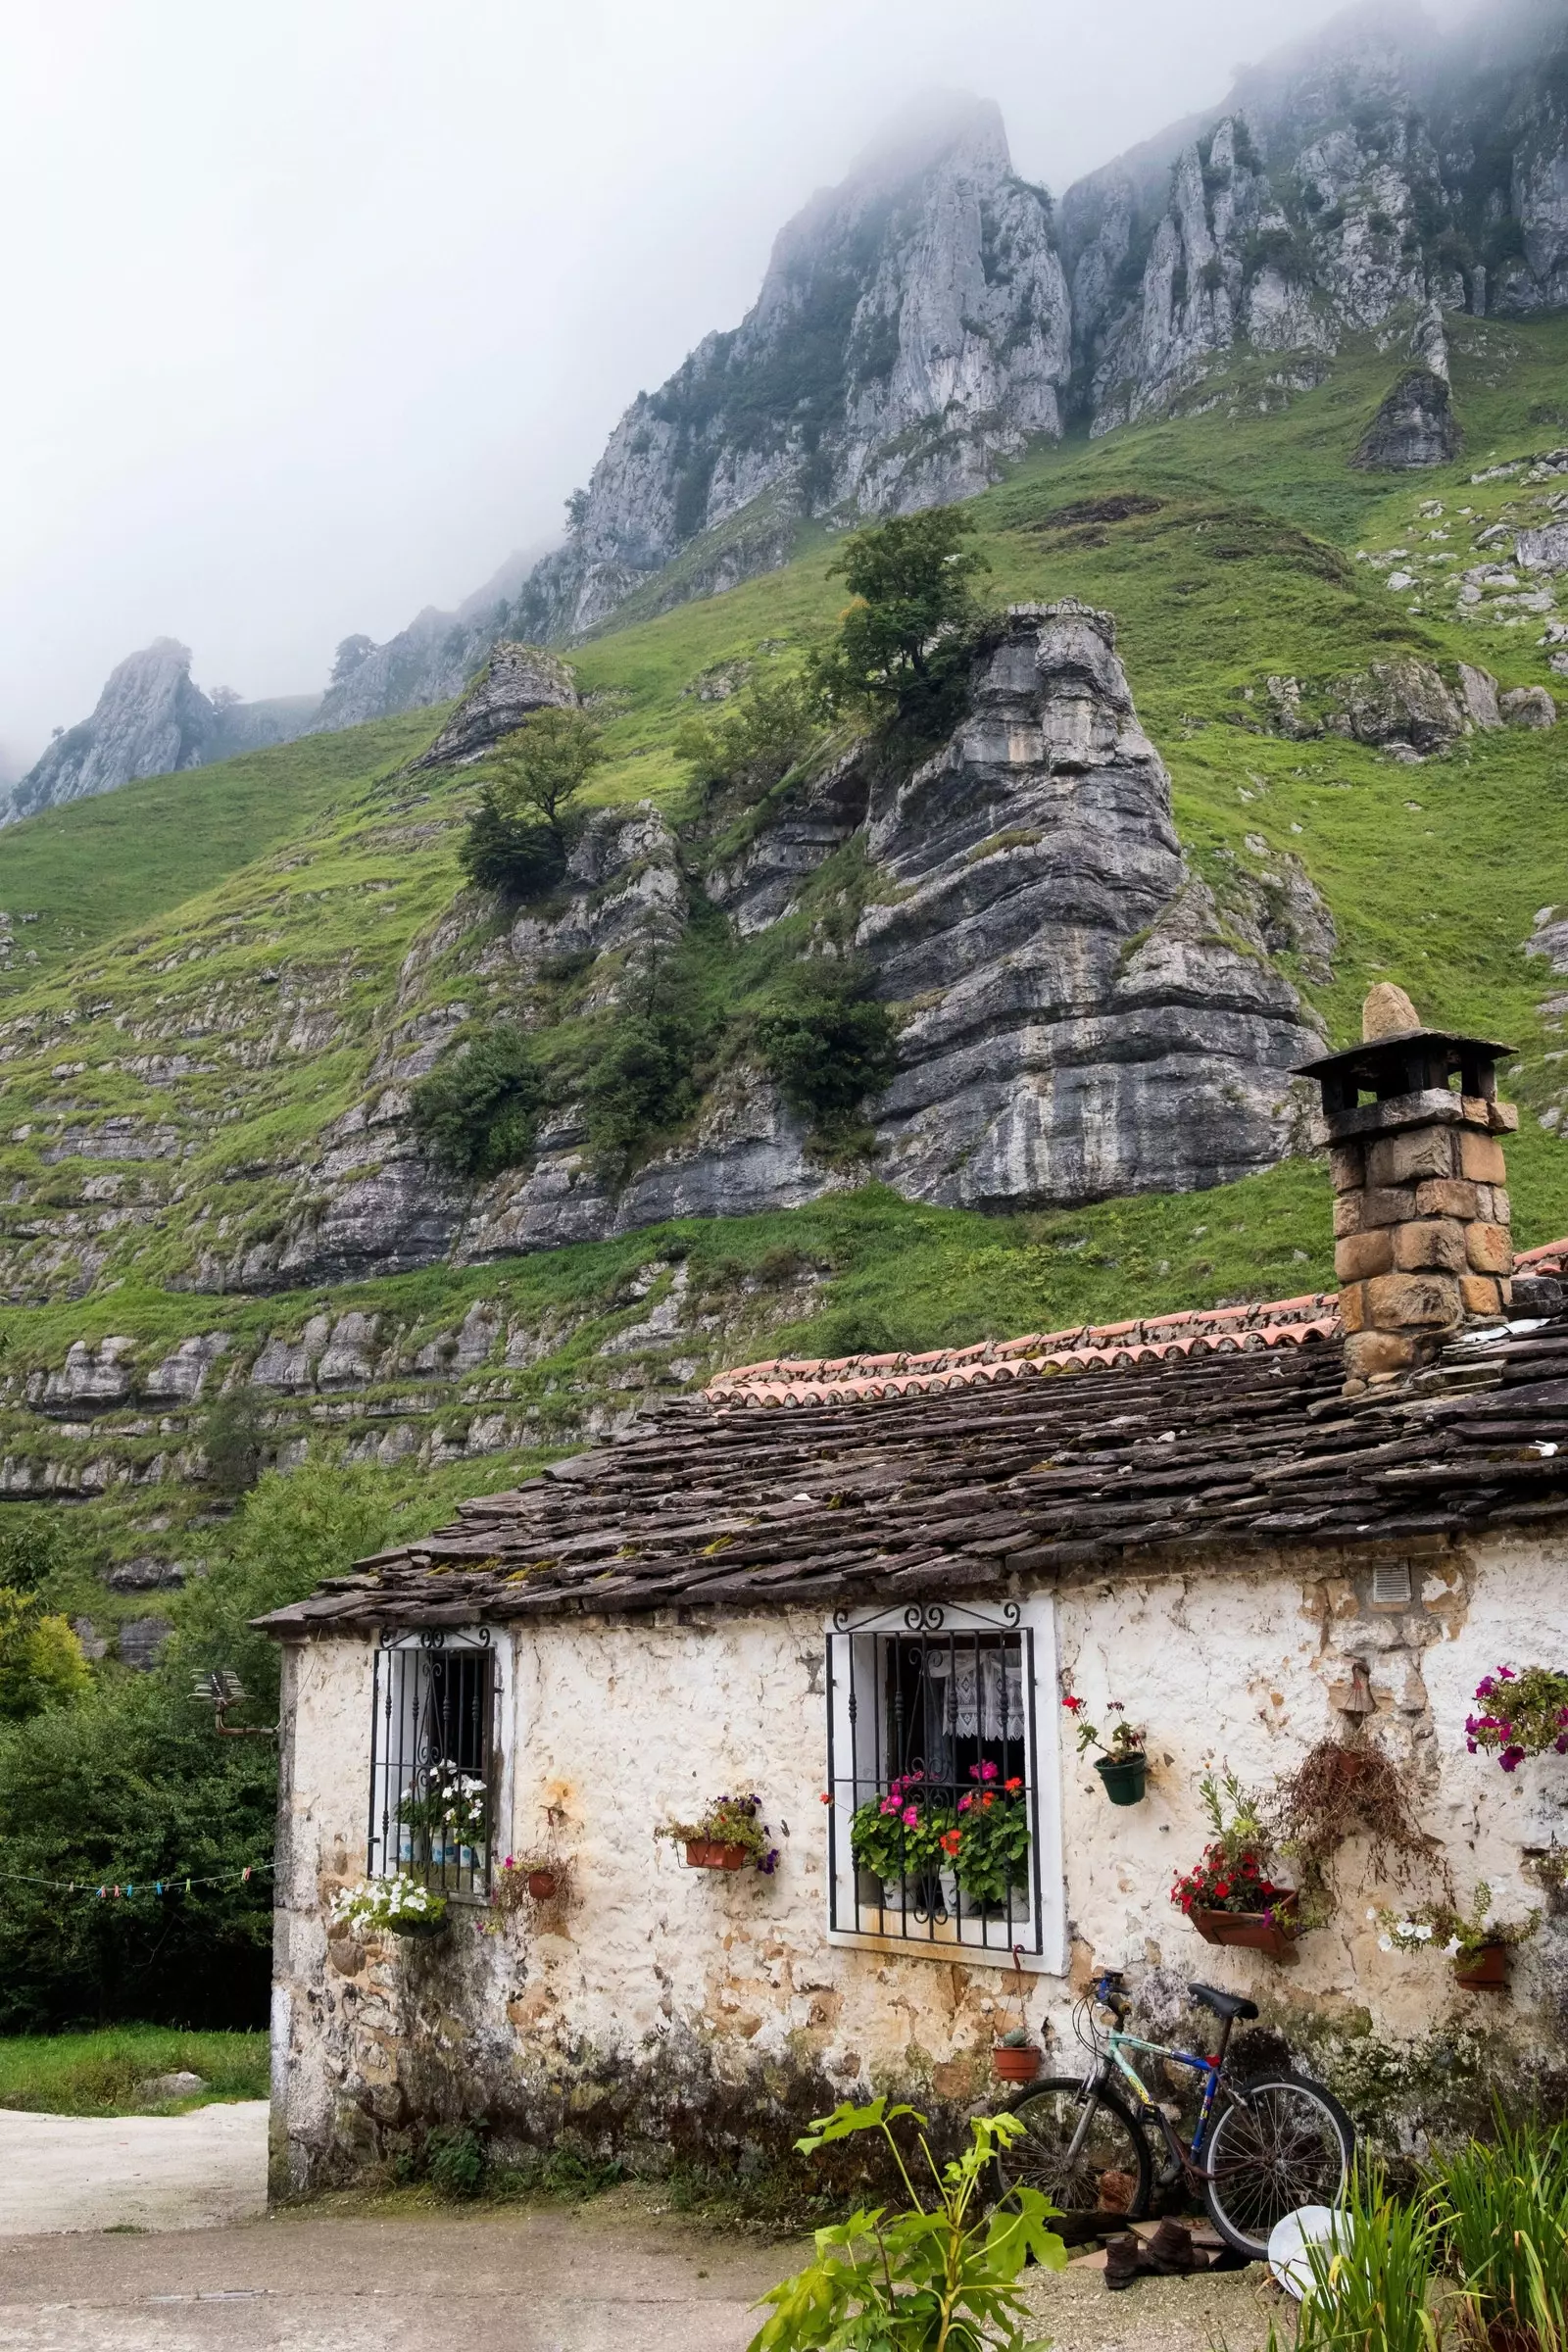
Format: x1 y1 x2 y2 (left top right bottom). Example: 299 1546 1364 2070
1293 1025 1513 1085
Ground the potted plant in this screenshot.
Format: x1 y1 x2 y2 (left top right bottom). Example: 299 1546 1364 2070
1372 1885 1540 1990
492 1853 568 1909
1062 1684 1148 1805
397 1763 488 1870
993 2027 1043 2084
658 1792 779 1875
1171 1769 1298 1958
949 1762 1031 1920
1465 1664 1568 1773
330 1873 449 1939
849 1771 956 1912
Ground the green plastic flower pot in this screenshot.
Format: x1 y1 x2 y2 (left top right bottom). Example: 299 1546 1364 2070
1095 1754 1148 1806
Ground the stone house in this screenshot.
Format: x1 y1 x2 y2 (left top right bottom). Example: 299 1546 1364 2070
263 994 1568 2196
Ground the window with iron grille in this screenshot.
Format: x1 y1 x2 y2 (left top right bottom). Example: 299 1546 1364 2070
368 1630 499 1900
825 1598 1063 1966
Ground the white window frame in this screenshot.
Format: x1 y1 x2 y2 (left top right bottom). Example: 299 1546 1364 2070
823 1593 1066 1975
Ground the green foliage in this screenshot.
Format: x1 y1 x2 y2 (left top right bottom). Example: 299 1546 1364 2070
411 1026 543 1179
1431 2115 1568 2352
754 962 898 1141
1268 2164 1443 2352
487 708 606 845
813 507 991 729
458 788 568 899
200 1388 266 1497
425 2122 488 2200
582 1006 703 1172
673 668 824 806
0 1511 83 1596
749 2098 1063 2352
0 1590 90 1722
0 2025 269 2115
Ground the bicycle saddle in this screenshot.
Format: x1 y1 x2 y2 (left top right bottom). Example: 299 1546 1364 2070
1188 1982 1259 2022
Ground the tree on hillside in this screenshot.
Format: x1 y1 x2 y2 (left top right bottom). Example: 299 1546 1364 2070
459 708 606 900
0 1589 89 1722
330 634 375 685
812 507 991 730
674 668 823 807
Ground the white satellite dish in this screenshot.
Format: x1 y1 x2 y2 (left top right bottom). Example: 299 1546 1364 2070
1268 2205 1342 2301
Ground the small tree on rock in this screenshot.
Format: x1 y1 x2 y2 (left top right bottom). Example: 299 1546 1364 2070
460 709 606 901
813 507 990 731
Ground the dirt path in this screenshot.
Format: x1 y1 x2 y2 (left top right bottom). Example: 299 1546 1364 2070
0 2104 269 2235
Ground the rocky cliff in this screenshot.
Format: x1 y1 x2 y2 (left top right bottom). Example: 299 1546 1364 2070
238 604 1322 1290
305 547 553 735
3 642 321 826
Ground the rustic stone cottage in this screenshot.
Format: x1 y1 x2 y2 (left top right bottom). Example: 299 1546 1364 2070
263 995 1568 2197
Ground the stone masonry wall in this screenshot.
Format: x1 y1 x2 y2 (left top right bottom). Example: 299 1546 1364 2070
270 1534 1568 2196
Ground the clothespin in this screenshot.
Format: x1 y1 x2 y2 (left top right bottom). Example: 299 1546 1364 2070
242 1866 251 1883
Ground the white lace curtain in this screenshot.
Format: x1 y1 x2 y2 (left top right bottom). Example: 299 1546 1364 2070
924 1645 1025 1742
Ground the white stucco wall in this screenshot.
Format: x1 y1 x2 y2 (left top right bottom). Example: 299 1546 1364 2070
271 1530 1568 2191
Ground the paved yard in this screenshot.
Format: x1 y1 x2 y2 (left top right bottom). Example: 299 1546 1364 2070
0 2104 1284 2349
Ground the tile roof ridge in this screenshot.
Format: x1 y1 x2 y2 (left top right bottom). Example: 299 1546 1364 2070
704 1284 1346 1405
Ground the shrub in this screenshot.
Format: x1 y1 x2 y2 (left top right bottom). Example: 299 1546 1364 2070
754 963 898 1138
811 507 991 732
1267 2164 1443 2352
674 669 822 806
0 1510 83 1595
458 791 568 900
0 1591 90 1722
426 2123 487 2200
581 1008 701 1172
411 1026 542 1180
1432 2115 1568 2352
200 1387 266 1496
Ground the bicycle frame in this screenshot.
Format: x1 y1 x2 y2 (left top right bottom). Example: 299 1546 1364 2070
1066 1991 1249 2185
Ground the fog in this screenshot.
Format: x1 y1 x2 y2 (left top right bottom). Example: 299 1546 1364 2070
0 0 1366 765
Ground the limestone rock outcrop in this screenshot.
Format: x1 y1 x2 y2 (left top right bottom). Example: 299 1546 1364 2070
265 604 1320 1283
1352 368 1461 470
411 644 578 769
3 645 321 826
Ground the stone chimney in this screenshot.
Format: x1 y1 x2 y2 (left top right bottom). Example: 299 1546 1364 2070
1296 985 1517 1391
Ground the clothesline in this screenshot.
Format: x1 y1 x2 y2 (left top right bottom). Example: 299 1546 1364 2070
0 1863 273 1900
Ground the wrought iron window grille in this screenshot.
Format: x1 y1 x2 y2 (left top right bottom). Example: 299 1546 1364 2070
368 1628 498 1901
826 1600 1046 1958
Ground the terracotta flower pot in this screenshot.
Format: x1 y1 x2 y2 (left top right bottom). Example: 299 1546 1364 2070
993 2043 1044 2084
1095 1754 1148 1806
1191 1890 1298 1959
526 1870 559 1901
1453 1940 1508 1989
685 1840 749 1871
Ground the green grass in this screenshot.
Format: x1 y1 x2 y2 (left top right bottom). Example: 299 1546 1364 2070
0 2026 269 2114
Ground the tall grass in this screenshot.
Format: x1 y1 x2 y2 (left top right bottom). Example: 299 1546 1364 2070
0 2027 269 2114
1272 2166 1445 2352
1432 2117 1568 2352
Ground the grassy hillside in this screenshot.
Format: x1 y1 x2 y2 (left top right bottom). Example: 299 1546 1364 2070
5 313 1568 1581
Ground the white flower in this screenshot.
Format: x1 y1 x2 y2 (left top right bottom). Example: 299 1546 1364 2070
1415 1924 1434 1941
1366 1909 1378 1922
1445 1937 1461 1956
1378 1935 1394 1952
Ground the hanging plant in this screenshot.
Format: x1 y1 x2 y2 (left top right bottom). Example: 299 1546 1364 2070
330 1874 449 1939
1061 1681 1149 1805
1269 1738 1447 1931
1465 1665 1568 1772
658 1792 779 1874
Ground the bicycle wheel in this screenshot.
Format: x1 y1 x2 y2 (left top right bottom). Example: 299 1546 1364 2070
993 2076 1152 2220
1203 2074 1354 2260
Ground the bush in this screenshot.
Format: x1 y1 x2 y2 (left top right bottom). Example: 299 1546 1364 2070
754 964 898 1138
412 1026 542 1180
0 1590 90 1722
582 1009 701 1171
201 1388 266 1496
0 1511 83 1595
458 791 568 900
811 507 990 732
426 2123 487 2200
674 669 823 807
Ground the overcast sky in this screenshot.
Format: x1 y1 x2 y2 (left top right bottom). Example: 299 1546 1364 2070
0 0 1362 771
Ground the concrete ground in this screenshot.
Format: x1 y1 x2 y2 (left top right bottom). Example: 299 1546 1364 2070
0 2102 1285 2350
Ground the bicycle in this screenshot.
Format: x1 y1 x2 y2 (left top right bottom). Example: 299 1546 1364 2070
993 1970 1354 2261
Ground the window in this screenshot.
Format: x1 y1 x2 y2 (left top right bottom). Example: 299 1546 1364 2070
368 1629 499 1899
825 1598 1064 1968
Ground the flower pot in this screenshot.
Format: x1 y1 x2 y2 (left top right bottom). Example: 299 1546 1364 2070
1191 1891 1298 1959
685 1840 748 1871
960 1885 1032 1924
855 1869 886 1910
526 1869 559 1901
1453 1940 1508 1989
993 2043 1043 2084
1095 1754 1148 1806
391 1913 448 1939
